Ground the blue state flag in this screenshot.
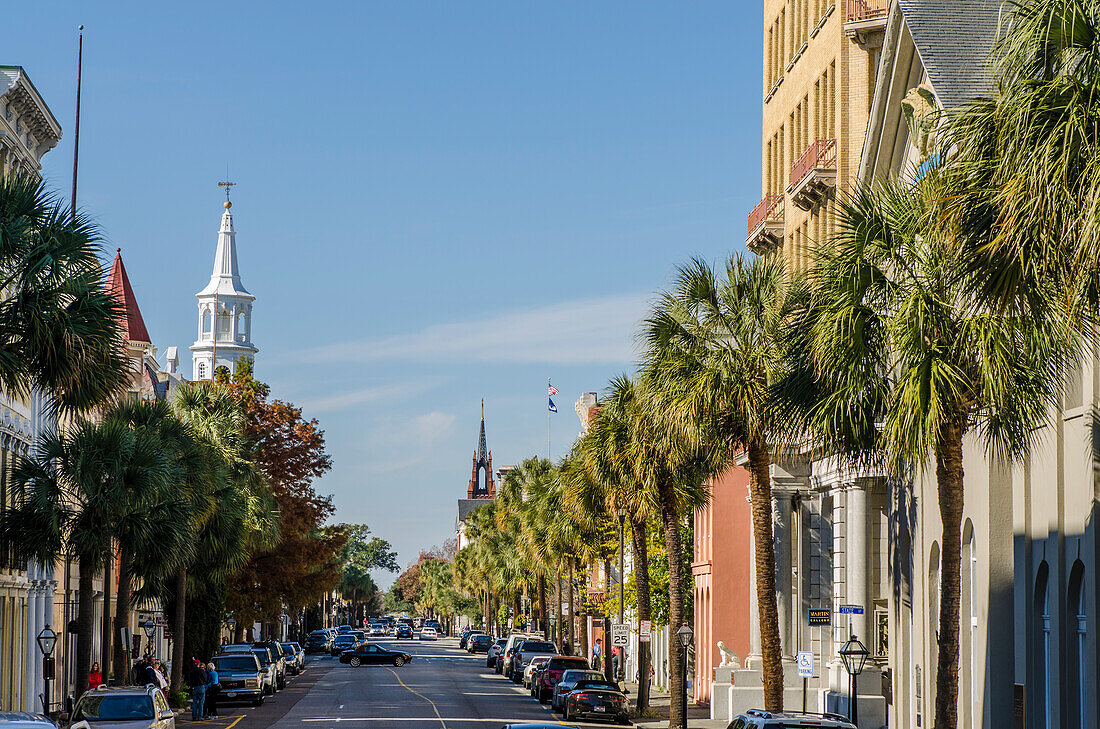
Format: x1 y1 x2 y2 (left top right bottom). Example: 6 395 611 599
549 397 558 413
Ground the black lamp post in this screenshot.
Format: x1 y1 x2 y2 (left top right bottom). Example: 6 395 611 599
141 620 156 657
839 634 869 726
37 625 57 716
676 623 693 729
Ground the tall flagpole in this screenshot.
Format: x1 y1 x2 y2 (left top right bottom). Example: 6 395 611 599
547 378 552 461
70 25 84 222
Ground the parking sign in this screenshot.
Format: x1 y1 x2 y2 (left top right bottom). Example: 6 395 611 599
796 651 813 678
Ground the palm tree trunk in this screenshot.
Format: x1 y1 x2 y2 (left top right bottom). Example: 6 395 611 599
604 557 614 684
934 418 965 729
76 558 95 695
101 551 113 678
631 515 652 713
748 440 784 711
112 546 133 683
555 571 563 647
659 482 688 729
537 573 548 639
579 564 589 661
567 559 576 650
169 569 186 692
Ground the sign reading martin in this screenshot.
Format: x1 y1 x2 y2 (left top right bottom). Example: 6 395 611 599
807 608 831 626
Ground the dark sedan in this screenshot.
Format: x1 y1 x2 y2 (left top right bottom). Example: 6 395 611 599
339 643 413 667
330 634 359 656
561 678 630 724
469 634 493 653
395 625 414 639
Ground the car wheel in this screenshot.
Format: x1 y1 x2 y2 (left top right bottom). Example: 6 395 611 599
349 657 362 667
394 656 405 667
252 697 264 707
539 691 548 705
562 704 570 721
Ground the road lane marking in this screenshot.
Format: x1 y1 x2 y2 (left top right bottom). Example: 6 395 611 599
386 667 448 729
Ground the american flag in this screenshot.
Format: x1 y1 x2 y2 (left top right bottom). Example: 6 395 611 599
548 384 559 397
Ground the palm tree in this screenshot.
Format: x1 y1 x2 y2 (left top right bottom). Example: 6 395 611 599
2 417 172 694
643 254 791 712
788 174 1065 729
0 174 129 413
106 399 201 682
573 376 660 712
945 0 1100 319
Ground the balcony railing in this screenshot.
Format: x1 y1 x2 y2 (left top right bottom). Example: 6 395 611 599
791 138 837 189
747 194 785 236
846 0 888 23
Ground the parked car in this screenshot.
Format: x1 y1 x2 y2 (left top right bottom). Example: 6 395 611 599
229 647 278 695
510 638 557 683
459 629 483 650
550 668 603 710
498 634 539 676
728 711 856 729
487 638 507 668
331 633 359 656
419 626 439 641
395 624 414 639
560 677 630 724
280 642 305 675
305 630 332 654
339 643 413 667
469 634 493 653
252 643 288 689
524 656 553 689
211 653 265 707
70 686 175 729
337 624 354 633
0 714 56 729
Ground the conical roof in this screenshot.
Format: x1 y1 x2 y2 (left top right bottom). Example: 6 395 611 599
197 203 253 298
106 249 151 344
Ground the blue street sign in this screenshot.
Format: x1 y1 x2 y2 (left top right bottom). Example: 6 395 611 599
838 604 865 615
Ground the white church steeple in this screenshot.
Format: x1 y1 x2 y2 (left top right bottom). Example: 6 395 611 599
190 187 258 380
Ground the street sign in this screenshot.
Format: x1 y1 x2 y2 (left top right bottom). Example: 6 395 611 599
838 604 865 615
639 620 651 643
610 623 630 647
796 651 813 678
562 602 570 615
807 608 831 626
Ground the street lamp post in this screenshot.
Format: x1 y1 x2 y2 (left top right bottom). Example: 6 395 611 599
839 634 869 727
617 507 625 681
141 620 156 658
37 625 57 717
676 623 693 729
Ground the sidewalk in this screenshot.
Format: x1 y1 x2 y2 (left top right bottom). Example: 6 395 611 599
625 681 726 729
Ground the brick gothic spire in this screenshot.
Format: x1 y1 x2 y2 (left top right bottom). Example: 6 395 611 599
468 400 495 498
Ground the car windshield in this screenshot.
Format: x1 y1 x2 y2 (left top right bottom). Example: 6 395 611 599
280 643 298 652
474 636 491 644
252 649 272 665
551 659 591 671
520 641 556 653
575 680 619 692
75 695 155 721
215 656 260 671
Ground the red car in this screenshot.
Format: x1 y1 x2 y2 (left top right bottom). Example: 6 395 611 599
532 655 590 703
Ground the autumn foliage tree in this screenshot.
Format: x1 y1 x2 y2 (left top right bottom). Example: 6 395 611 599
220 359 347 637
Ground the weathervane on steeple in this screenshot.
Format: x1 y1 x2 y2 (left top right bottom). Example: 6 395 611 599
218 179 236 209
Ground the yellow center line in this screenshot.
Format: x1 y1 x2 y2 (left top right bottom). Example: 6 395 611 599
387 668 448 729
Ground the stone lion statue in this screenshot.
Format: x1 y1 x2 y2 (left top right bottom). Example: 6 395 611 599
717 641 740 669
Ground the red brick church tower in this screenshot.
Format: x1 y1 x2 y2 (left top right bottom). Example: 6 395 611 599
467 399 495 499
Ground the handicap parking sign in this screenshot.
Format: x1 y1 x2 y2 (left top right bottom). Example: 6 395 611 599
796 651 813 678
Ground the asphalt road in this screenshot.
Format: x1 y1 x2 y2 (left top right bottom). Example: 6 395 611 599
185 637 628 729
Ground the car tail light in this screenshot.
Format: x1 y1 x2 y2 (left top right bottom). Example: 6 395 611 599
574 693 591 701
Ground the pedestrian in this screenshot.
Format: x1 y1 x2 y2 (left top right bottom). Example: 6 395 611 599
88 662 103 689
142 658 159 687
187 659 208 721
592 638 603 671
153 660 169 691
611 646 621 680
560 637 572 656
205 662 221 719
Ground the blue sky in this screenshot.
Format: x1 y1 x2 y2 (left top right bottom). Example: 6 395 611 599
9 1 762 587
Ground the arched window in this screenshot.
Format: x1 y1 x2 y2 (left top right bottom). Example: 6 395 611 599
236 311 245 340
928 541 940 716
1034 561 1051 729
1068 560 1087 729
202 310 211 335
960 520 977 729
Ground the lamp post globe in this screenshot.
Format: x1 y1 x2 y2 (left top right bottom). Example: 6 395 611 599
676 623 693 647
37 625 57 656
141 620 156 640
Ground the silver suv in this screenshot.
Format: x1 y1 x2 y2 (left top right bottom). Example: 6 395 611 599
728 710 856 729
70 686 174 729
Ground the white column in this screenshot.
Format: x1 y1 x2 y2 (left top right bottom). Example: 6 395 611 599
746 507 762 669
774 492 794 659
25 575 41 712
846 483 869 643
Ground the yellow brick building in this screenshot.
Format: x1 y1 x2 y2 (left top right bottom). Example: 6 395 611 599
748 1 888 270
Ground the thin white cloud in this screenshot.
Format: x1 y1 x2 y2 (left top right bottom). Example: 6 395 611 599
297 292 650 366
364 411 457 474
298 379 445 414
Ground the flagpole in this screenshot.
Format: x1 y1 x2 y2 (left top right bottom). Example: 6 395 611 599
547 378 551 460
70 25 84 222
